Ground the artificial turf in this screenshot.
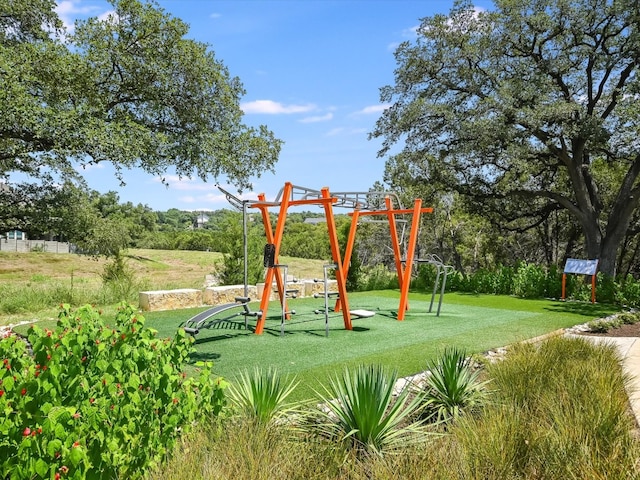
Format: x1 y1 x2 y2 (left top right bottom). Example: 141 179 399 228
143 290 618 400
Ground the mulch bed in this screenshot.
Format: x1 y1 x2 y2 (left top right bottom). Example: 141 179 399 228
576 322 640 338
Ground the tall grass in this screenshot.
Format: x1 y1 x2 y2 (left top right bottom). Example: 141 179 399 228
153 336 640 479
454 336 640 479
0 278 145 315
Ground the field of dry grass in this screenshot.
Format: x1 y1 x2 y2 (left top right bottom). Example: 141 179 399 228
0 249 327 325
0 249 326 289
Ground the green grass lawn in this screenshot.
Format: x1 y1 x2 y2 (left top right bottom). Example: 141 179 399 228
142 290 618 400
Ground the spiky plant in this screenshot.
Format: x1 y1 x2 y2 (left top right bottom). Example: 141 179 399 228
227 366 300 426
423 347 489 423
313 364 434 456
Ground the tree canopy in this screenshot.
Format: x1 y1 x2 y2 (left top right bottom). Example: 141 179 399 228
0 0 281 189
372 0 640 276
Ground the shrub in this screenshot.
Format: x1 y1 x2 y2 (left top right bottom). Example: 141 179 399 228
100 253 146 303
587 318 618 333
0 304 226 479
227 367 301 426
359 265 398 291
422 347 489 423
311 364 432 456
513 263 547 298
616 275 640 307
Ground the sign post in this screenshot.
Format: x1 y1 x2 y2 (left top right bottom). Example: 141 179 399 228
562 258 599 303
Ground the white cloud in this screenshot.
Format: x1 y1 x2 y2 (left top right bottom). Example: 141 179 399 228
240 100 316 114
299 113 333 123
79 161 105 171
97 10 117 23
353 104 392 115
55 1 103 32
402 25 419 38
210 13 222 19
325 127 368 137
387 41 400 52
326 127 345 137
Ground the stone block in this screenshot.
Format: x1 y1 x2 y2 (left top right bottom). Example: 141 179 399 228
304 279 338 297
139 288 202 312
203 285 258 305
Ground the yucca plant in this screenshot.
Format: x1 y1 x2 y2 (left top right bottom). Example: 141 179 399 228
312 364 433 456
227 366 301 425
423 347 489 423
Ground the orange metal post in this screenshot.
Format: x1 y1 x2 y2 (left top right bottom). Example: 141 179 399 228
396 199 422 320
385 196 406 298
561 273 566 300
255 183 292 334
334 209 360 313
321 187 352 330
344 203 433 321
591 274 596 303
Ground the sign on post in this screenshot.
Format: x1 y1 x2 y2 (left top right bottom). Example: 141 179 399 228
562 258 599 303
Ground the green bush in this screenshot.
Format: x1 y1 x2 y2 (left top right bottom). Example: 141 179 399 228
311 364 431 456
359 265 398 291
586 318 619 333
0 304 226 479
616 275 640 307
422 347 489 423
513 263 547 298
227 367 300 426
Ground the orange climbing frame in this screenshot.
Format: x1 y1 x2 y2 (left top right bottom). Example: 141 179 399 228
338 196 433 320
249 183 353 335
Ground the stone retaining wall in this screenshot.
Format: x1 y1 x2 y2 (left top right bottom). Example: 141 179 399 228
139 279 338 312
139 288 202 311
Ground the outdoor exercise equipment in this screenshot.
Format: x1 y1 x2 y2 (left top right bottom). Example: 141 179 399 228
249 183 353 335
217 184 251 297
243 182 434 334
263 244 298 335
412 254 454 316
336 192 433 320
183 297 261 336
562 258 599 303
312 263 340 337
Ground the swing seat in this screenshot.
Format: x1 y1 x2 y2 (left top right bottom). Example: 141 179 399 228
350 309 375 318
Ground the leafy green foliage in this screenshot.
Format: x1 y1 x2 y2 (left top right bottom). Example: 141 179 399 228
0 304 226 479
214 211 264 286
512 263 549 299
100 253 148 302
227 367 301 426
422 347 489 423
372 0 640 276
312 364 432 456
1 0 281 190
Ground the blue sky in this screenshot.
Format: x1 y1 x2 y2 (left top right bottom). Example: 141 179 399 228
54 0 492 212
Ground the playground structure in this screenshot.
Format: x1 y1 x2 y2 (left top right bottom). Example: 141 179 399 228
183 296 261 335
182 182 437 336
249 182 433 334
412 254 455 317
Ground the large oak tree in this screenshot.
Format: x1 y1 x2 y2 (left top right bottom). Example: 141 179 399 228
372 0 640 276
0 0 281 189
